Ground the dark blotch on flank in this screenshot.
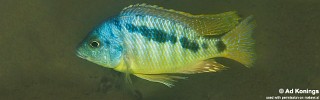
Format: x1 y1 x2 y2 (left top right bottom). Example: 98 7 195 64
179 37 200 52
104 39 111 45
215 40 226 52
125 24 177 44
112 18 122 30
202 43 209 49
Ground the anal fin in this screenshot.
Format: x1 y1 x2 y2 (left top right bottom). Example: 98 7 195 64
179 58 226 74
134 74 187 87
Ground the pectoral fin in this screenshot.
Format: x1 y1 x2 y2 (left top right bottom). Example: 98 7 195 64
178 58 226 74
134 74 187 87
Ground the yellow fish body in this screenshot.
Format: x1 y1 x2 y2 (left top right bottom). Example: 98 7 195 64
76 4 256 87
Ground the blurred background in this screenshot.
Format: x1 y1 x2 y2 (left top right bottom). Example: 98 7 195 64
0 0 319 100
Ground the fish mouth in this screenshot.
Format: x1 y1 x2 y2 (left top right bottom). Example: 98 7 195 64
76 50 86 59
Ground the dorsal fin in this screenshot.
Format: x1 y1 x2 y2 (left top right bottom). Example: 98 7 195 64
120 3 240 36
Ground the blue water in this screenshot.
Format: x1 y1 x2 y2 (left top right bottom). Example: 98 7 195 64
0 0 319 100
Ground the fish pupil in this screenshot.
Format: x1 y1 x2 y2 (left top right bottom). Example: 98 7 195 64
90 40 100 48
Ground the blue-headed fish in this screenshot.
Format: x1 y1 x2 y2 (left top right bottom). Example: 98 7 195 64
76 4 256 87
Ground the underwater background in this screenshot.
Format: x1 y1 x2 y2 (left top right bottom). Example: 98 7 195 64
0 0 319 100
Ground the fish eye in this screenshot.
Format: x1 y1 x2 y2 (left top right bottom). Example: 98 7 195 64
90 40 100 48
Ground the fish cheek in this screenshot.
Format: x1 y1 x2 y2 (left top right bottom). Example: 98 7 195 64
108 44 123 68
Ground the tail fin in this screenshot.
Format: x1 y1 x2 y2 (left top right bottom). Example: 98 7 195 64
221 16 256 67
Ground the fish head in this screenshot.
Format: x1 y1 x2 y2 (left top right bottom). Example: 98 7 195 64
76 21 123 68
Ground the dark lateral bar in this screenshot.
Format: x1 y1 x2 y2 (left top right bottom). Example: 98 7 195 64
125 24 177 44
179 37 200 52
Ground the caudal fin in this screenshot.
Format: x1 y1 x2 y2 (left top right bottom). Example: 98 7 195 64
221 16 256 67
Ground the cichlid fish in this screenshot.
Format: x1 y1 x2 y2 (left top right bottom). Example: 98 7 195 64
76 4 256 87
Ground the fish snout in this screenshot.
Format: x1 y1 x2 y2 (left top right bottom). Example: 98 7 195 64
76 49 87 59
